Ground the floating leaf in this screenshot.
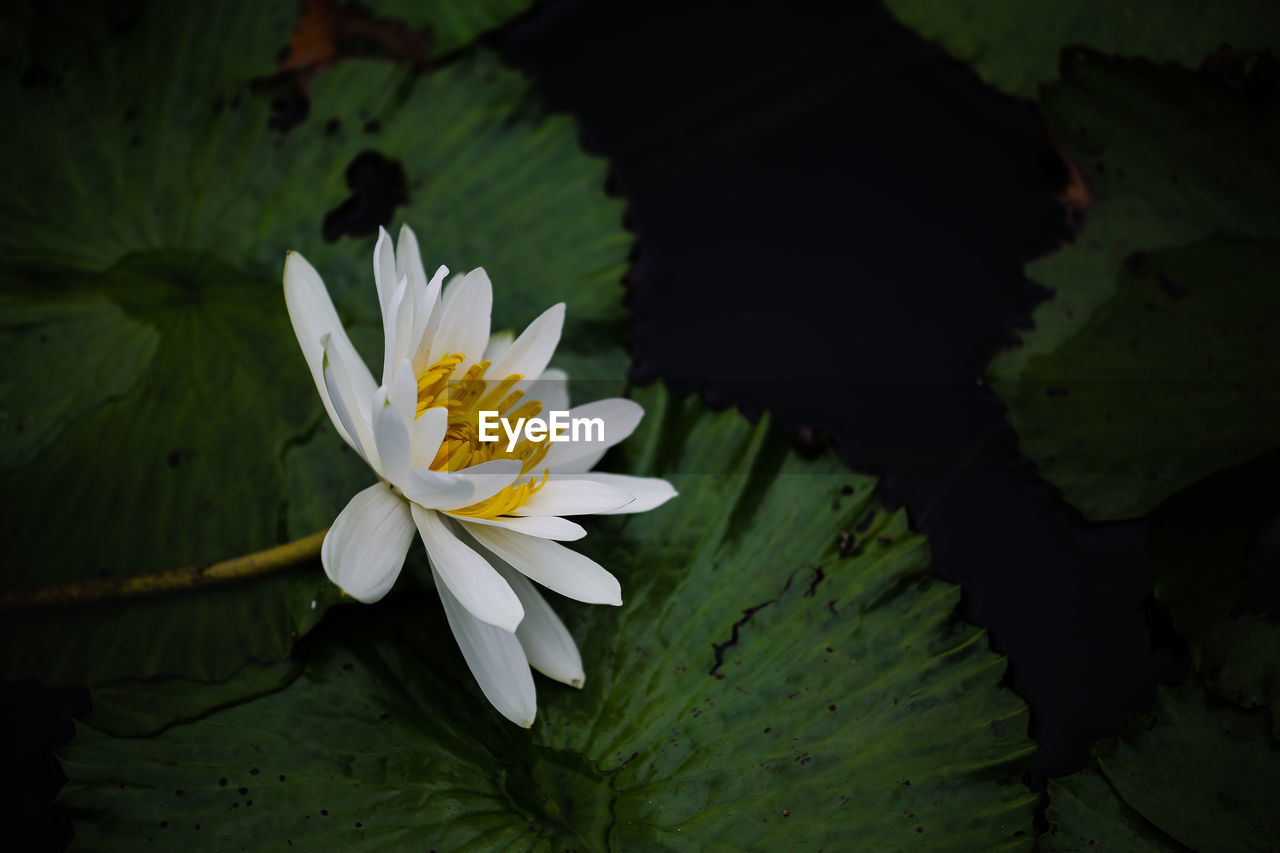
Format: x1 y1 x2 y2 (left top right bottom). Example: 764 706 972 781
0 294 158 471
1147 450 1280 734
59 386 1038 850
883 0 1280 98
0 0 628 344
1043 682 1280 851
360 0 533 55
0 0 628 699
987 53 1280 519
994 237 1280 520
1045 448 1280 849
0 254 340 687
86 661 303 739
1041 772 1179 852
1105 682 1279 851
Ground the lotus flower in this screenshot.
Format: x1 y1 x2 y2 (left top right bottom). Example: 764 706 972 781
283 225 675 725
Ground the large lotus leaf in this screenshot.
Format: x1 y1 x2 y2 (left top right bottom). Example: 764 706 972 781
0 254 342 687
298 58 630 353
994 237 1280 521
996 53 1280 370
0 0 628 696
0 0 628 349
1040 772 1179 852
1146 450 1280 734
1044 455 1280 849
0 0 295 273
1042 681 1280 852
0 293 158 470
86 661 303 739
59 386 1038 850
360 0 533 54
883 0 1280 98
1098 682 1280 852
987 53 1280 519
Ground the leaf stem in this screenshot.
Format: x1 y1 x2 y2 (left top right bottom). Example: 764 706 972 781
0 530 328 611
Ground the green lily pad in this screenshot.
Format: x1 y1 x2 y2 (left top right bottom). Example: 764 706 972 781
1042 681 1280 852
988 52 1280 519
59 385 1038 850
0 0 296 273
360 0 533 54
0 253 341 688
0 0 629 700
883 0 1280 98
1101 682 1280 852
0 0 628 342
0 293 159 471
298 57 630 350
995 237 1280 520
1040 772 1179 852
1044 452 1280 852
86 661 303 739
1147 450 1280 734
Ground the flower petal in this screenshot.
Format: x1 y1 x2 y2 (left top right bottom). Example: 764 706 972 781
433 565 537 728
395 224 428 296
322 347 365 461
388 357 418 427
411 406 448 469
457 514 586 541
540 398 644 474
401 459 524 510
483 330 515 362
371 387 411 485
568 473 678 515
428 268 492 369
534 367 569 413
413 505 523 633
379 274 407 386
412 264 448 374
373 226 399 325
466 524 622 605
489 303 565 382
321 482 415 603
511 478 635 516
491 557 584 688
283 251 375 450
323 333 378 469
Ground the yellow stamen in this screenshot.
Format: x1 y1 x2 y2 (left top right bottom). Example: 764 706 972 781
414 352 552 518
450 468 550 518
415 352 465 417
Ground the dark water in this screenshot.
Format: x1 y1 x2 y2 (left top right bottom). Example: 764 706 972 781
498 0 1186 788
3 2 1197 847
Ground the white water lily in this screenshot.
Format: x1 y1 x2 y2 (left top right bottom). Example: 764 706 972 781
283 225 676 727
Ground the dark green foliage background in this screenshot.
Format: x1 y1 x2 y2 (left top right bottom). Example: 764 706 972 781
2 0 1039 849
2 0 1278 849
0 0 626 692
61 387 1039 849
909 4 1280 851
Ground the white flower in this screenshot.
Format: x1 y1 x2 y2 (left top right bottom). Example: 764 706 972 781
283 225 676 726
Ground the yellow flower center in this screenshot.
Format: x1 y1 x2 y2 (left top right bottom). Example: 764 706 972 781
416 353 551 519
